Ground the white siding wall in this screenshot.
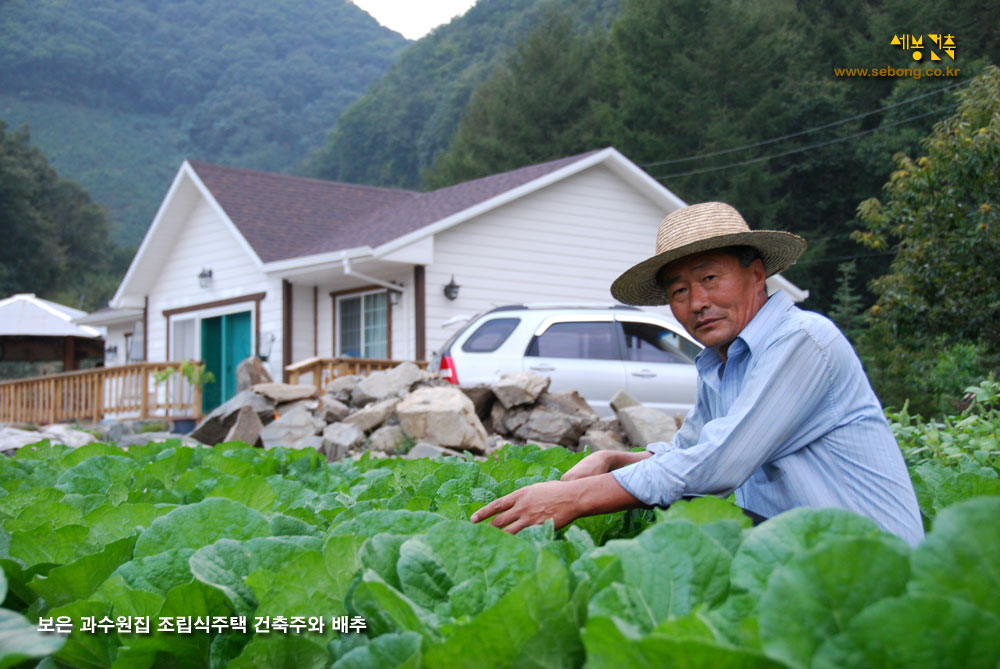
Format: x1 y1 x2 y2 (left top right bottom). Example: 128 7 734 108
425 165 675 357
146 198 271 365
103 323 131 366
291 283 314 364
258 277 284 381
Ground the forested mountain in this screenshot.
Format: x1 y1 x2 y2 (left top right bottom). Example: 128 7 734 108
305 0 621 188
0 0 409 245
0 122 125 310
420 0 1000 313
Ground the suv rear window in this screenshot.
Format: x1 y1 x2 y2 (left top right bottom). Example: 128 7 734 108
461 318 520 353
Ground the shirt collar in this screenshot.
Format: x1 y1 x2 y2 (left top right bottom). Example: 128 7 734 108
695 290 795 378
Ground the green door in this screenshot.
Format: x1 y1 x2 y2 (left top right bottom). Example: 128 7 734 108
201 311 252 413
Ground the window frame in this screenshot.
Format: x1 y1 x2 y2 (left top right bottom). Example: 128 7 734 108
335 289 391 359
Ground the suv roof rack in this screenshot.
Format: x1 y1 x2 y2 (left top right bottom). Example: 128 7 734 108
484 303 642 314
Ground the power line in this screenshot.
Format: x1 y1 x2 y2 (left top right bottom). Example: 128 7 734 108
652 105 953 181
792 251 895 266
641 80 967 169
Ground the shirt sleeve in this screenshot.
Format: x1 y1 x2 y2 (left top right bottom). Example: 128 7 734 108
613 328 838 507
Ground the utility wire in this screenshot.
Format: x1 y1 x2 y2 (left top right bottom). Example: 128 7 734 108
792 251 895 266
641 80 967 168
652 105 953 181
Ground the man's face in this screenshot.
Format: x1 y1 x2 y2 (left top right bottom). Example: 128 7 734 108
660 250 767 359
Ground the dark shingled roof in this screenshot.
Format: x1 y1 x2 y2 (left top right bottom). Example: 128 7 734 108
189 149 604 263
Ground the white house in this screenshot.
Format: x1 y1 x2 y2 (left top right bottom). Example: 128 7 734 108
79 147 807 412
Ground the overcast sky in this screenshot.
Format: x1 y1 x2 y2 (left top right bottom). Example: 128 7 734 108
351 0 478 40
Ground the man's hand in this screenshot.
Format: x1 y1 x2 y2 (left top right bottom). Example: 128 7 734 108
470 480 581 534
560 449 652 481
470 472 642 534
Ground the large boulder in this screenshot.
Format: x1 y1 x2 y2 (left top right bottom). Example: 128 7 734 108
98 420 134 444
236 356 273 392
0 427 51 453
396 386 489 453
352 362 423 406
344 398 401 434
39 424 97 448
492 372 550 409
578 428 627 452
490 390 598 448
403 441 462 460
117 432 204 448
259 405 324 450
326 375 360 404
223 405 264 447
321 422 366 461
190 391 276 445
317 396 350 424
617 405 679 447
460 384 495 420
251 383 319 403
369 424 407 454
610 389 641 413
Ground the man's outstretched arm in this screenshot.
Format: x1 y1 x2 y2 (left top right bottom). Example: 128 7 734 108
470 450 651 534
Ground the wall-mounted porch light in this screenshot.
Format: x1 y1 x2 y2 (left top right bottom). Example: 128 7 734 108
198 268 213 289
259 332 276 362
388 289 402 306
443 275 461 300
105 345 118 363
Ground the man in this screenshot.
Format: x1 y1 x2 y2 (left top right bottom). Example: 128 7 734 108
471 202 924 546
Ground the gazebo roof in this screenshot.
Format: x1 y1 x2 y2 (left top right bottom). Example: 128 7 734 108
0 294 102 338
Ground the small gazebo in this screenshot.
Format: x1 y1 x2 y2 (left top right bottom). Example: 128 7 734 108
0 293 105 379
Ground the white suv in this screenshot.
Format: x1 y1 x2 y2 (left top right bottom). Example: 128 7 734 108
432 304 702 416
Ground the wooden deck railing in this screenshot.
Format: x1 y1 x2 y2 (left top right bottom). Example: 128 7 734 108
285 357 430 392
0 362 202 425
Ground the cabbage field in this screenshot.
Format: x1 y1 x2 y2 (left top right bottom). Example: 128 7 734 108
1 395 999 668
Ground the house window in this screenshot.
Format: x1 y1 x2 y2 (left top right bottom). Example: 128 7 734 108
338 291 388 358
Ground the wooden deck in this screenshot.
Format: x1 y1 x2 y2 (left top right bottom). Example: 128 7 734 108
0 362 202 424
0 358 428 424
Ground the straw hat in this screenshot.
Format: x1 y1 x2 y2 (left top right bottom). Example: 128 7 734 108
610 202 806 306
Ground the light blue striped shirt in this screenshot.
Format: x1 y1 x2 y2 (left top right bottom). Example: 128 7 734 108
613 291 924 546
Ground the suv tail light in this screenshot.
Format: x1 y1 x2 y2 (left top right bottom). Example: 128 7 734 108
439 355 459 385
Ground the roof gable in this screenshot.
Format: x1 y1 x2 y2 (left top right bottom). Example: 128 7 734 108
189 162 417 263
188 150 620 264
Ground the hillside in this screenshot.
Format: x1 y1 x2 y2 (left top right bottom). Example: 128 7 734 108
0 0 409 246
305 0 621 188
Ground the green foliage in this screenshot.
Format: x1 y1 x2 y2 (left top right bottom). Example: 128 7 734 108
2 419 999 667
0 0 408 245
827 261 865 342
418 0 1000 314
0 122 122 309
152 361 215 389
855 65 1000 349
855 66 1000 413
422 10 605 189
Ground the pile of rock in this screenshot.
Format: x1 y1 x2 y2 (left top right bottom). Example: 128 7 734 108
0 362 684 459
187 363 683 461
